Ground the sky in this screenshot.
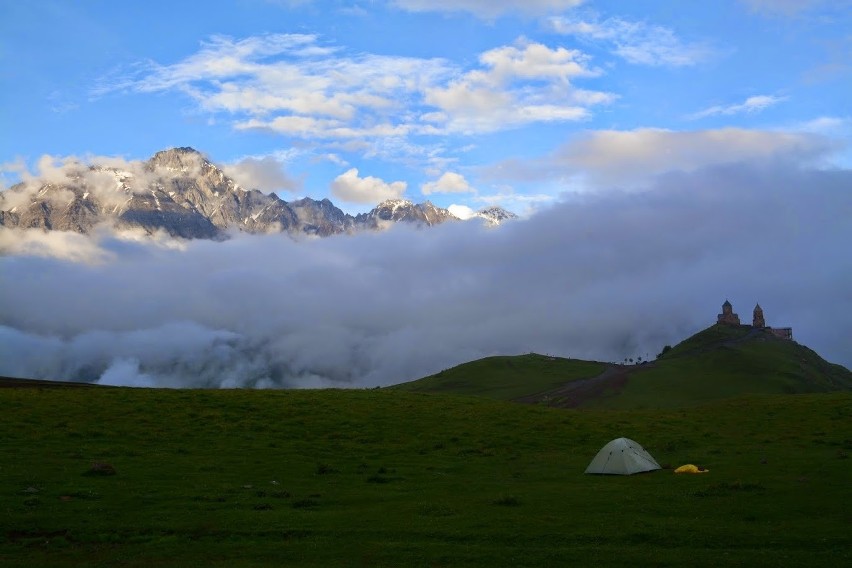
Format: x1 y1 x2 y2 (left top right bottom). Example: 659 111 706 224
1 0 850 213
0 0 850 387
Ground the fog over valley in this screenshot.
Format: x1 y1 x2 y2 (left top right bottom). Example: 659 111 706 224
2 157 849 388
2 0 850 388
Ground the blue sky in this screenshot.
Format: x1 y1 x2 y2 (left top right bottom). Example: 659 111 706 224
1 0 850 215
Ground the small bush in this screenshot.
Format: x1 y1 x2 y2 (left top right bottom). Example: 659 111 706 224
492 495 520 507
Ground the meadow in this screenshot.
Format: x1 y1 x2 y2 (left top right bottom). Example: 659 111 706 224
1 386 849 567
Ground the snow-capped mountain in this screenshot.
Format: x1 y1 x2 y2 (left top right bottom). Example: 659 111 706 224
0 147 516 239
355 199 458 229
475 206 518 226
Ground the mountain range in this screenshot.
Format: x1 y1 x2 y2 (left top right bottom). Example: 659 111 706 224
0 147 516 239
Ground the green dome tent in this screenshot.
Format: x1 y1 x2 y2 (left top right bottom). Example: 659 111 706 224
584 437 661 475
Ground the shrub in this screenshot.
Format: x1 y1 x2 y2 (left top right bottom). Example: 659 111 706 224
492 495 520 507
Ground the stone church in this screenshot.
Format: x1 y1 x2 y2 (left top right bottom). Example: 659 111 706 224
717 300 792 340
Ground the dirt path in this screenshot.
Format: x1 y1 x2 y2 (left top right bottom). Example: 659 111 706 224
513 363 654 408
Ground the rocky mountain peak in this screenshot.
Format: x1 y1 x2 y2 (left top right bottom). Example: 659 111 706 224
376 198 414 209
477 206 518 225
1 147 516 239
147 147 210 174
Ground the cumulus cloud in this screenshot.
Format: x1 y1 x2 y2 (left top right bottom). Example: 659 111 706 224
484 127 837 189
97 34 611 148
422 172 473 195
447 204 476 220
1 158 849 389
549 14 712 67
391 0 585 19
222 155 301 193
424 39 612 133
330 168 407 203
689 95 787 119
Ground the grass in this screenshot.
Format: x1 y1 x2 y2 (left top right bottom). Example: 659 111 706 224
391 353 605 399
1 386 850 566
596 326 852 410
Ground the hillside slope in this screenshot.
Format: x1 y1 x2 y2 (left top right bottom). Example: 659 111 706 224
395 325 852 409
391 354 605 400
603 324 852 409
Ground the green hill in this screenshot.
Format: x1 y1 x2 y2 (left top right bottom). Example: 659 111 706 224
395 324 852 409
609 324 852 409
1 386 850 567
391 353 605 399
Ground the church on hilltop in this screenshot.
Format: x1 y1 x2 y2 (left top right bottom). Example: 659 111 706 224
717 300 793 340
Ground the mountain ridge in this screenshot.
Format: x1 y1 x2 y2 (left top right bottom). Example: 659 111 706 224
0 147 517 239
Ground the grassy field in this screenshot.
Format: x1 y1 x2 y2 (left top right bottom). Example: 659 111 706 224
1 386 850 567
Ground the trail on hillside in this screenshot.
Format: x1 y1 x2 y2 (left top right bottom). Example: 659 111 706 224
513 364 654 408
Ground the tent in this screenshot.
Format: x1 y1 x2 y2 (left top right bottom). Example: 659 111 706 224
584 437 661 475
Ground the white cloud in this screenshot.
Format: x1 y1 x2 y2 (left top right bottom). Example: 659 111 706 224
424 39 612 133
549 15 711 67
689 95 787 119
0 227 114 264
484 127 837 189
794 116 851 135
222 155 301 193
236 116 411 139
447 204 476 219
391 0 585 19
330 168 407 203
422 172 473 195
98 34 612 146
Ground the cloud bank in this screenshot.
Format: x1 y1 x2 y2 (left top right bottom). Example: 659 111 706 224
2 157 849 388
484 127 836 189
